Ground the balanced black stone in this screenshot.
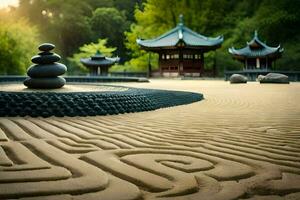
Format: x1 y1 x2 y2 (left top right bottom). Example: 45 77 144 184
24 43 67 89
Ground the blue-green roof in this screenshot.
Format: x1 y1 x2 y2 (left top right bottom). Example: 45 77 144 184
229 31 283 59
81 51 119 67
137 16 223 51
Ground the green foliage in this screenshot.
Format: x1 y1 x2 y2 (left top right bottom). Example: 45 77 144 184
85 0 114 8
17 0 141 59
253 0 300 43
110 53 158 72
18 0 93 57
124 0 179 72
125 0 300 74
2 0 299 75
85 0 142 21
113 0 144 21
1 0 142 75
67 39 116 75
0 18 39 75
90 7 129 60
277 39 300 71
91 8 127 36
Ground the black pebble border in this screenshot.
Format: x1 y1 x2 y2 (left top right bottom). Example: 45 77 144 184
0 76 148 83
0 88 203 117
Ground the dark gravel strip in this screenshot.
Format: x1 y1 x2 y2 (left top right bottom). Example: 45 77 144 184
0 88 203 117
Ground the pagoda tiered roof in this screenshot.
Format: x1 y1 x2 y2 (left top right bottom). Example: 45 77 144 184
228 31 283 60
80 51 119 67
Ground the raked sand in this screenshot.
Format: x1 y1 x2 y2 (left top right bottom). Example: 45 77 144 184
0 80 300 200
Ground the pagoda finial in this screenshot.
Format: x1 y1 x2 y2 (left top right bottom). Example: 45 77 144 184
179 14 184 26
96 50 101 55
254 30 258 37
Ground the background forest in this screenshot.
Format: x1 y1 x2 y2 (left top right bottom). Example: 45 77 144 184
0 0 299 76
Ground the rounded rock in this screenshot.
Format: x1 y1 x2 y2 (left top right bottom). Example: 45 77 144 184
38 51 54 56
38 43 55 52
27 63 67 78
23 77 66 89
259 73 289 84
31 53 61 64
229 74 248 84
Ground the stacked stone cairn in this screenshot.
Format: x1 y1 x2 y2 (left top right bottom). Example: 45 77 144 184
24 43 67 89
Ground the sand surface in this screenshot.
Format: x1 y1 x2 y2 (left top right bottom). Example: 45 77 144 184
0 80 300 200
0 83 128 92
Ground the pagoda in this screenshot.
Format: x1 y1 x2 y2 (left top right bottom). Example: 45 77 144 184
80 51 119 76
229 31 283 70
137 15 223 77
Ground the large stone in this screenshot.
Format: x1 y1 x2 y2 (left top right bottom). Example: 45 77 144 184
27 63 67 78
257 75 265 82
24 77 66 89
229 74 248 84
259 73 289 84
31 53 61 64
38 43 55 52
38 51 54 56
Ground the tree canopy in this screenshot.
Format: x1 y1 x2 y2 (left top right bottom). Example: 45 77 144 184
15 0 140 58
68 39 116 75
0 0 299 75
90 7 129 61
0 18 39 75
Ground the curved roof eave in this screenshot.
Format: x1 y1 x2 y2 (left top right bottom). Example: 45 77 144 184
137 35 223 49
229 43 283 58
229 51 283 59
136 24 223 49
80 58 117 67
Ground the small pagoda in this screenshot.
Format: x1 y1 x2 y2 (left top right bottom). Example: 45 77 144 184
80 51 119 76
137 15 223 77
229 31 283 70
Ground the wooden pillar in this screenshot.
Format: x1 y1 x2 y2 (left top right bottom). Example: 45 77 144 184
159 53 163 76
148 53 152 78
213 51 217 77
92 67 97 76
200 53 204 77
245 58 248 70
256 58 260 69
179 49 183 76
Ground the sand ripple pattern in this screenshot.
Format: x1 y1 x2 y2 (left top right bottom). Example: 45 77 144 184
0 80 300 200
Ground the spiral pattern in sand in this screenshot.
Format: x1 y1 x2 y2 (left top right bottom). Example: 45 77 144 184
0 80 299 200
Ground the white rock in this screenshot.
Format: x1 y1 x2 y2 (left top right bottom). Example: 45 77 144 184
259 73 289 84
229 74 248 84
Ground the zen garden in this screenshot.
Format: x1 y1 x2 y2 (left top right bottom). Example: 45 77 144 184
0 0 300 200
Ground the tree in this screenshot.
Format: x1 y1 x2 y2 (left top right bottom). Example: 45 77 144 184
85 0 114 9
18 0 93 57
0 18 39 75
253 0 300 44
17 0 141 60
67 39 116 75
113 0 144 22
16 0 142 67
90 7 130 62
